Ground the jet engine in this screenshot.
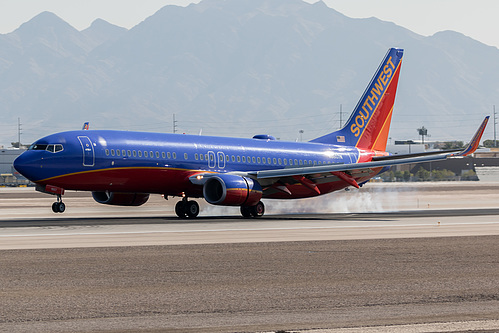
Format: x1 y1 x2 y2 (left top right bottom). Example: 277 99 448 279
92 191 150 206
203 174 262 206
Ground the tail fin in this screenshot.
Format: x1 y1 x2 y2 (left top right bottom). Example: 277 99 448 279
311 48 404 151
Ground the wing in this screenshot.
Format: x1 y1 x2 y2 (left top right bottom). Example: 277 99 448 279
190 117 488 198
247 116 490 195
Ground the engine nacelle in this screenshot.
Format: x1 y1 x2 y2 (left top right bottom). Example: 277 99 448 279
92 191 150 206
203 174 262 206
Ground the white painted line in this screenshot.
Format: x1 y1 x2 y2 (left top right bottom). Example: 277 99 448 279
2 221 499 237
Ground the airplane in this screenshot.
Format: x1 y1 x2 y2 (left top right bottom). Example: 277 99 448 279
13 48 489 218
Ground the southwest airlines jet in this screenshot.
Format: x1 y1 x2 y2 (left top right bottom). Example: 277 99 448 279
14 48 489 218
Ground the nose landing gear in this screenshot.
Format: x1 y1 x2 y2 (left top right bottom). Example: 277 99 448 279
35 184 66 213
51 194 65 213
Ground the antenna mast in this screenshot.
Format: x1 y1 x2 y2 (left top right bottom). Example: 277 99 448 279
17 117 22 147
173 114 178 134
494 105 497 148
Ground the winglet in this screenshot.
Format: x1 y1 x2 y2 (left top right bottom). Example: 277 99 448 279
82 122 90 130
454 116 489 157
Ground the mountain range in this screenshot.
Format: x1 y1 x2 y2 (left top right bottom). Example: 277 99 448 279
0 0 498 146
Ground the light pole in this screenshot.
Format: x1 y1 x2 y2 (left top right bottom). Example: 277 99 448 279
417 126 428 145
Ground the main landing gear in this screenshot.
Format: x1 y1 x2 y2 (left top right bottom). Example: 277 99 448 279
240 201 265 218
175 197 200 218
174 199 265 218
51 194 65 213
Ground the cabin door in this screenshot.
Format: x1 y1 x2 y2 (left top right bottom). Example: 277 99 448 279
77 136 95 167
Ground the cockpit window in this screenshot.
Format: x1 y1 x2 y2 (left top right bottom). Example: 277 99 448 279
29 144 48 150
29 143 63 153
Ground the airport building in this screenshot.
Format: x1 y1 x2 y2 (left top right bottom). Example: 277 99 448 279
0 148 28 185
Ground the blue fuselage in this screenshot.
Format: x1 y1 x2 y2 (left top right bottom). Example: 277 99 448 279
14 130 374 199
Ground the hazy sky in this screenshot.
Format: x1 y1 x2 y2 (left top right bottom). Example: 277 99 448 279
1 0 498 48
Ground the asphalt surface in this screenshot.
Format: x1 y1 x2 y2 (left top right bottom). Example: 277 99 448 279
2 208 499 227
1 237 499 332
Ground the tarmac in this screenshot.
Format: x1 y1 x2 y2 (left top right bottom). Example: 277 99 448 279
1 182 499 332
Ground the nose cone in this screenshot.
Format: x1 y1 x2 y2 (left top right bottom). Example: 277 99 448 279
13 151 42 182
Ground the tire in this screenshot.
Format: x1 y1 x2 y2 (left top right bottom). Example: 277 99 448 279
57 202 66 213
186 201 200 218
250 201 265 217
175 201 187 218
240 206 252 218
52 202 59 213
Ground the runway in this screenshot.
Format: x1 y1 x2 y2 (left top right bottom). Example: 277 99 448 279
1 182 499 332
2 209 499 250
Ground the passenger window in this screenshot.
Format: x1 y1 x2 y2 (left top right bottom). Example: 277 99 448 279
252 157 255 163
273 158 277 164
111 149 115 156
257 157 261 163
105 149 110 156
267 157 271 164
283 159 287 165
133 150 137 157
289 159 292 165
156 151 159 158
167 152 171 159
162 152 165 158
299 160 303 165
294 159 298 165
237 156 241 162
195 153 199 160
200 154 204 160
173 152 177 159
242 156 246 163
116 150 121 156
122 149 126 156
138 151 142 157
150 151 154 158
144 151 148 157
262 157 266 164
278 158 282 165
231 155 235 162
127 150 131 157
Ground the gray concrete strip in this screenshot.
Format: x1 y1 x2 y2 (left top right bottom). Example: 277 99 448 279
284 320 499 332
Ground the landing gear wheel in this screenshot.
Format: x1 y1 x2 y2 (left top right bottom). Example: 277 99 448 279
250 201 265 218
175 201 187 218
240 206 252 218
186 201 199 218
57 202 66 213
52 201 65 213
